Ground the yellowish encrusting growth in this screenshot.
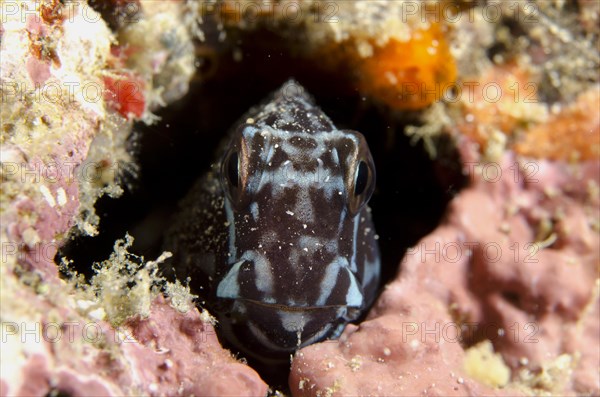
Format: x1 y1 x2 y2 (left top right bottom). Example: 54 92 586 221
75 234 196 326
1 2 206 392
0 0 118 239
517 354 575 395
117 0 197 107
464 340 511 388
75 114 134 236
57 233 200 332
387 1 598 161
88 235 161 325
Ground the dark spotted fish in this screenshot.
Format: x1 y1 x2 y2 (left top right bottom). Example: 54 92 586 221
165 80 380 365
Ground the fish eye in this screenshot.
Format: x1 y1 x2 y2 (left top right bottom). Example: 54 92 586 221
354 160 369 196
338 129 376 216
347 154 375 216
225 150 240 188
220 128 253 208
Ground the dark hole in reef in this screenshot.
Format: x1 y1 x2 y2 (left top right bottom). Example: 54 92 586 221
45 389 73 397
56 25 467 390
502 290 523 310
87 0 140 32
486 41 509 62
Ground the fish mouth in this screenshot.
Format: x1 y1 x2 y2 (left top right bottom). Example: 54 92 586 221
238 298 356 312
216 255 365 308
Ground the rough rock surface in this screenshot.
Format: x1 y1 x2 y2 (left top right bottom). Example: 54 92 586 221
291 142 600 396
2 1 599 396
1 1 267 396
0 289 268 396
122 297 268 397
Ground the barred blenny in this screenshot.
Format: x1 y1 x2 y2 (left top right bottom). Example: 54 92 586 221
165 80 380 365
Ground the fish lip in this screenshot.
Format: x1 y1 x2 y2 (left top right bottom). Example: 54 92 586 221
237 298 357 312
217 258 366 308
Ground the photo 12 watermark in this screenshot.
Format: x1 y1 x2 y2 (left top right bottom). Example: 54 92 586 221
0 1 541 31
1 0 141 25
2 241 61 263
463 161 540 185
1 160 134 185
403 241 540 264
2 78 142 106
401 321 539 344
199 0 339 24
0 320 216 345
395 1 539 24
392 80 540 106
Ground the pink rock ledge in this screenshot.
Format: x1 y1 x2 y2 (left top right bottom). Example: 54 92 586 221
291 141 599 396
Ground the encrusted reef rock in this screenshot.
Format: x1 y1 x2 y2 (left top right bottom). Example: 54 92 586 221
124 296 268 396
1 285 267 396
1 0 266 395
0 232 268 396
291 144 599 396
0 0 196 277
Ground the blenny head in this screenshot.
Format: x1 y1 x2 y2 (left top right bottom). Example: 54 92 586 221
213 81 379 362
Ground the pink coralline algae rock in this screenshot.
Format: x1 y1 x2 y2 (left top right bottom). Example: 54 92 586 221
291 141 599 396
122 297 268 397
1 0 120 279
291 288 523 396
0 2 267 395
1 0 198 280
0 293 268 397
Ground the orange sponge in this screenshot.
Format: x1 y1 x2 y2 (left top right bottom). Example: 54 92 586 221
515 88 600 161
355 23 457 110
